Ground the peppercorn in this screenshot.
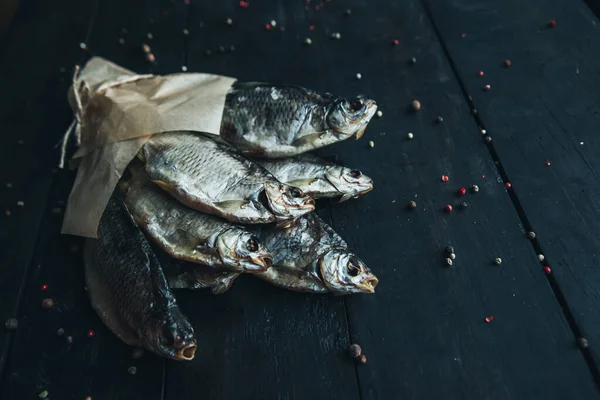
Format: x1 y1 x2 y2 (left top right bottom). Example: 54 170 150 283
218 46 225 53
128 366 137 375
538 254 545 262
358 354 367 364
182 29 190 36
4 317 18 331
494 257 502 265
458 187 467 196
407 132 414 139
504 59 511 68
142 44 151 53
459 201 468 210
543 266 551 274
480 129 487 135
577 337 589 348
376 110 383 118
445 204 453 212
441 175 449 182
472 184 479 192
41 298 54 309
527 231 536 239
38 390 49 399
435 116 444 124
56 328 65 336
305 38 312 45
368 141 374 148
445 246 454 254
118 38 125 45
548 19 557 27
485 136 492 143
66 335 73 344
410 57 417 64
477 71 484 77
411 100 421 112
483 84 491 91
408 200 417 209
449 253 456 260
504 182 512 189
348 344 362 358
356 73 362 80
345 8 351 15
392 39 399 45
485 316 494 323
146 53 155 63
226 18 233 25
445 258 453 266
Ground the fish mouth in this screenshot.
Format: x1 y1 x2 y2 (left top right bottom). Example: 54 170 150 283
243 255 272 272
354 101 378 140
174 342 197 361
357 276 379 293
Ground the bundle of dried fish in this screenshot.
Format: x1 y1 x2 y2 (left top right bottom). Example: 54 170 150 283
255 154 373 202
139 131 315 225
122 167 272 272
220 82 377 158
252 213 378 294
83 196 197 361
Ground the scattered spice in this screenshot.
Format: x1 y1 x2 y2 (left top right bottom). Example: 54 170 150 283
485 316 494 323
226 18 233 25
445 245 455 254
265 23 271 30
485 136 492 143
128 366 137 375
41 284 49 291
543 266 551 274
435 116 444 124
410 57 417 64
56 328 65 336
368 140 374 148
504 59 511 68
445 258 453 266
118 38 125 45
504 182 512 189
4 317 18 331
458 187 467 196
38 390 49 399
87 329 96 338
85 397 92 400
182 29 189 36
358 354 367 364
348 344 362 358
331 32 341 40
270 20 277 27
477 71 484 77
79 42 87 50
146 53 156 63
355 73 362 80
66 335 74 344
411 100 421 112
577 337 589 349
239 1 249 7
392 39 399 45
376 110 383 118
181 66 188 72
545 161 551 166
445 204 453 212
408 200 417 209
441 175 449 182
449 253 456 260
304 38 312 45
41 298 54 309
459 201 468 210
132 348 145 359
527 231 536 239
494 257 502 265
548 19 557 28
483 84 491 91
480 129 487 135
538 254 545 262
309 25 315 31
16 201 24 207
142 44 151 53
471 184 479 192
407 132 414 140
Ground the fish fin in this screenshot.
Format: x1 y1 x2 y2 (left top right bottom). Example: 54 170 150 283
287 178 319 188
292 132 323 148
338 193 354 203
213 199 252 213
211 273 240 295
153 179 177 193
354 127 367 140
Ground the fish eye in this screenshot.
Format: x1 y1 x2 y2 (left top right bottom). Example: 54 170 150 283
347 262 360 276
289 187 303 198
246 237 259 252
349 169 362 178
348 98 365 112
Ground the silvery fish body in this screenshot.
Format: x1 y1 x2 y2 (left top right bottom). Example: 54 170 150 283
164 262 240 295
123 171 272 273
140 131 315 225
252 213 378 294
220 82 377 158
255 154 373 202
83 196 197 361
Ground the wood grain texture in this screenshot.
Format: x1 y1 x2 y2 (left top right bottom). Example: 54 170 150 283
318 0 599 398
0 0 97 386
422 0 600 369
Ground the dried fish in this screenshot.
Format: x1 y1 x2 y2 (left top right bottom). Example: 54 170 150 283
83 196 197 361
221 82 377 158
164 262 240 295
255 154 373 202
139 131 315 225
123 167 272 272
253 213 378 294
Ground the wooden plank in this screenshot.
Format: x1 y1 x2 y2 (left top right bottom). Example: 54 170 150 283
0 0 186 399
164 2 360 399
316 0 600 398
422 0 600 370
0 0 97 386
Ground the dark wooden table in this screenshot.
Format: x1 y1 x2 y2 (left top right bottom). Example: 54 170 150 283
2 0 600 399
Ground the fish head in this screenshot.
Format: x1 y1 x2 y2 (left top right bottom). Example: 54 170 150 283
264 181 315 220
216 228 272 272
325 167 373 202
326 97 377 140
319 249 378 294
142 307 197 361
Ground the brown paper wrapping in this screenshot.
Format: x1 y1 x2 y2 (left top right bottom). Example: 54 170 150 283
61 57 236 238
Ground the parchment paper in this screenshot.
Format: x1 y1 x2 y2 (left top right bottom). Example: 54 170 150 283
61 57 236 238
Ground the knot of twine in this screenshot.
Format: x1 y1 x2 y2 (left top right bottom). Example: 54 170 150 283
59 65 88 169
